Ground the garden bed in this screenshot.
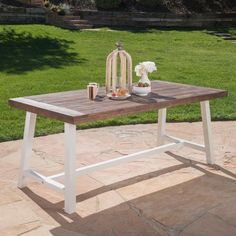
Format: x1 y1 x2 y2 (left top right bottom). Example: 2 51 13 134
54 0 236 14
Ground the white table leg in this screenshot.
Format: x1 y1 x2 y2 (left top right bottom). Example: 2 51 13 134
64 123 77 214
157 108 167 146
18 112 37 188
200 101 215 164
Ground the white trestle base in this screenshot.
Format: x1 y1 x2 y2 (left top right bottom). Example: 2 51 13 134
163 135 205 152
22 142 184 193
23 136 206 193
24 170 65 192
18 100 214 214
48 142 184 182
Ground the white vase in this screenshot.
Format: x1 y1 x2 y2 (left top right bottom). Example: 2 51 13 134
139 73 151 86
133 72 151 96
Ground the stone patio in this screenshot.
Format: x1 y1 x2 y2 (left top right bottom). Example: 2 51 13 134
0 121 235 236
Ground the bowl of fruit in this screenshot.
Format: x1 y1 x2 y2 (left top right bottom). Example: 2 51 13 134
107 88 131 100
132 82 151 96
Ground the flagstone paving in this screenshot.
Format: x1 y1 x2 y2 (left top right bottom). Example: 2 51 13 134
0 121 235 236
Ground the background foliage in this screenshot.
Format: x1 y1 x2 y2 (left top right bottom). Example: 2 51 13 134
41 0 236 12
95 0 122 10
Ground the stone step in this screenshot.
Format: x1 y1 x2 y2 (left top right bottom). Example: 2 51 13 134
214 33 232 37
73 23 93 29
65 19 89 24
61 17 93 29
63 15 81 20
208 31 236 41
222 36 236 40
207 31 216 34
47 13 93 30
62 15 92 29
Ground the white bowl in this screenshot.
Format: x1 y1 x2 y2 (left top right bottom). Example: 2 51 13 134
133 86 151 96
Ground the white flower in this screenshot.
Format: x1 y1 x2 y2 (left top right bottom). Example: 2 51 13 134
59 3 70 13
135 64 146 77
135 61 157 77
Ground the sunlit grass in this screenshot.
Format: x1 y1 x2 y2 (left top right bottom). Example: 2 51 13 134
0 25 235 141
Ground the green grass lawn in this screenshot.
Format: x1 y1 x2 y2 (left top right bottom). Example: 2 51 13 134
0 25 235 142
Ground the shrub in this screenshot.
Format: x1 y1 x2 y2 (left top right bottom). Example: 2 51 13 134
44 1 50 8
50 4 58 12
95 0 122 10
58 9 66 15
121 0 136 9
136 0 163 8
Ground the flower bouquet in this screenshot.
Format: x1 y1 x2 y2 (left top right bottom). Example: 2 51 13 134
133 61 157 96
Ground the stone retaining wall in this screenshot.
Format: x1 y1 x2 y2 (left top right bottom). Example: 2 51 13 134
0 6 46 24
1 7 236 28
17 0 43 6
77 10 236 28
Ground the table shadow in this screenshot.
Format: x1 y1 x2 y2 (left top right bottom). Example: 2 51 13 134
128 92 175 104
94 92 175 104
22 153 236 236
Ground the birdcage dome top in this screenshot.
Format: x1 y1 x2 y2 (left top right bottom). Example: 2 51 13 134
105 42 133 98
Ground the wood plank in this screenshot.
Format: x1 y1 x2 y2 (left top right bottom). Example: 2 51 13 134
9 80 228 124
9 98 82 123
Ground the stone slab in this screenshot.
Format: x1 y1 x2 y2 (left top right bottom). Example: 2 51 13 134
0 201 40 231
179 213 236 236
0 121 235 235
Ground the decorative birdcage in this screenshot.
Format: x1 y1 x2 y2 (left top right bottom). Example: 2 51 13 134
105 42 132 96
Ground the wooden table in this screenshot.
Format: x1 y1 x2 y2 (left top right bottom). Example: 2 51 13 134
9 80 227 214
